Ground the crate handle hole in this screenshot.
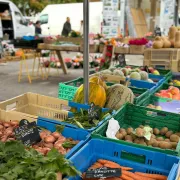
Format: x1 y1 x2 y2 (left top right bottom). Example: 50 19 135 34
6 102 17 111
121 151 146 164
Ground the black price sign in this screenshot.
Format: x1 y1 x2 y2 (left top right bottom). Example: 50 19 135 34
85 167 121 179
14 119 41 146
88 103 102 122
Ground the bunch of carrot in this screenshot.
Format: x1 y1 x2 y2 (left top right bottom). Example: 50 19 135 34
83 159 167 180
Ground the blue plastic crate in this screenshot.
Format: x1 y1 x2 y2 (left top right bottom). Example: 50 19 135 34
68 139 180 180
37 119 90 159
38 101 112 133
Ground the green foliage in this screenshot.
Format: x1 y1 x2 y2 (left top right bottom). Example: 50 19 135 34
0 141 80 179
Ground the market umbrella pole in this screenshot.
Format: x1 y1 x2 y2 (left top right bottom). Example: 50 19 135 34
83 0 89 104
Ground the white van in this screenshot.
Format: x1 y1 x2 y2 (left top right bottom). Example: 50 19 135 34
0 0 34 40
39 2 103 36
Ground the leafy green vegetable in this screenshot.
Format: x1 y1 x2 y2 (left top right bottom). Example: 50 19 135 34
0 141 80 180
62 141 77 148
56 125 65 133
65 109 112 129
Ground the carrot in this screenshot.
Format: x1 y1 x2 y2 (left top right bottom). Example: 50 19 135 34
122 170 155 180
98 159 119 165
135 172 167 180
120 174 134 180
104 163 133 171
89 162 103 169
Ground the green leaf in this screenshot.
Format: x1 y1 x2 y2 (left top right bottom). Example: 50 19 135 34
56 125 65 133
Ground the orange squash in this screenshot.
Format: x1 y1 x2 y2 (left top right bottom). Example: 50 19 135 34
73 82 106 107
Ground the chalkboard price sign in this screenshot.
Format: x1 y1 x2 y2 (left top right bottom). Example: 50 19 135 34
88 103 102 122
14 119 41 146
85 167 121 179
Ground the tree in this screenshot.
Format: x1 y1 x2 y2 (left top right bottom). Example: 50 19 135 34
11 0 83 16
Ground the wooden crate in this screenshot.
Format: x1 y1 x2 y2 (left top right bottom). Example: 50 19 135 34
144 48 180 72
114 46 129 54
0 92 69 121
99 44 105 53
80 44 99 53
129 45 145 54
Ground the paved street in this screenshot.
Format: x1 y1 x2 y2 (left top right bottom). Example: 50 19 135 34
0 53 143 101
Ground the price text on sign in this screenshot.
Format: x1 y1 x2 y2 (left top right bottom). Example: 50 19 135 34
85 167 121 179
14 119 41 146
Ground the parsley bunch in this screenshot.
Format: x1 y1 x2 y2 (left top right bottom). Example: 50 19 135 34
0 141 80 180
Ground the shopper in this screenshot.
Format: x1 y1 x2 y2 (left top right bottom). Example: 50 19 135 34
79 20 83 36
35 21 42 35
62 17 71 37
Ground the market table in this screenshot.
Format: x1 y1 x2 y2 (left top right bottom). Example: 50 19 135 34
38 43 80 75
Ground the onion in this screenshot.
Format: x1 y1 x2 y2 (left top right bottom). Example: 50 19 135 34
10 120 19 126
3 122 11 128
0 125 4 130
56 172 62 180
0 132 3 137
44 135 56 143
54 141 63 149
52 132 61 139
57 136 66 143
43 143 53 149
1 136 8 142
39 132 47 140
7 138 15 141
43 147 51 155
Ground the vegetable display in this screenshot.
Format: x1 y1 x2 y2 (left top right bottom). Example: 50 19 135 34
66 109 111 129
82 159 167 180
100 66 159 83
0 141 80 180
0 120 78 155
115 125 179 150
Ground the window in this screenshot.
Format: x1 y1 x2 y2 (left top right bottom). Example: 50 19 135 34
40 14 48 24
15 12 26 25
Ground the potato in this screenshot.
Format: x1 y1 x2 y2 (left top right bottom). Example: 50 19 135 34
139 125 144 128
160 127 168 135
175 132 180 137
165 131 173 138
121 131 127 138
164 138 170 142
156 137 164 141
170 134 179 142
158 142 172 149
152 140 159 147
151 134 156 139
126 127 133 135
147 138 156 146
115 132 123 140
119 128 126 133
139 141 147 146
131 134 136 140
171 142 178 149
125 135 133 141
136 128 145 137
153 128 160 135
134 138 140 144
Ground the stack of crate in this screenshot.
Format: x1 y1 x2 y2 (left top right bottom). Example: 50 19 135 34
144 48 180 72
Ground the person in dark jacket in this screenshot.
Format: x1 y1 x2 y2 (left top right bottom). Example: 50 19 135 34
61 17 71 37
35 21 41 35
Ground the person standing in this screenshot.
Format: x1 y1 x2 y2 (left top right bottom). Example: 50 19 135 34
62 17 71 37
35 21 41 35
79 20 83 36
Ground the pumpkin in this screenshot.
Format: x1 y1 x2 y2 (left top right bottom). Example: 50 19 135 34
153 36 163 49
15 50 24 57
168 26 177 47
174 31 180 48
105 84 134 110
73 82 106 107
161 37 171 48
89 76 107 90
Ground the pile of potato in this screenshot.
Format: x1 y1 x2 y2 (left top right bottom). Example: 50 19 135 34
115 125 180 150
